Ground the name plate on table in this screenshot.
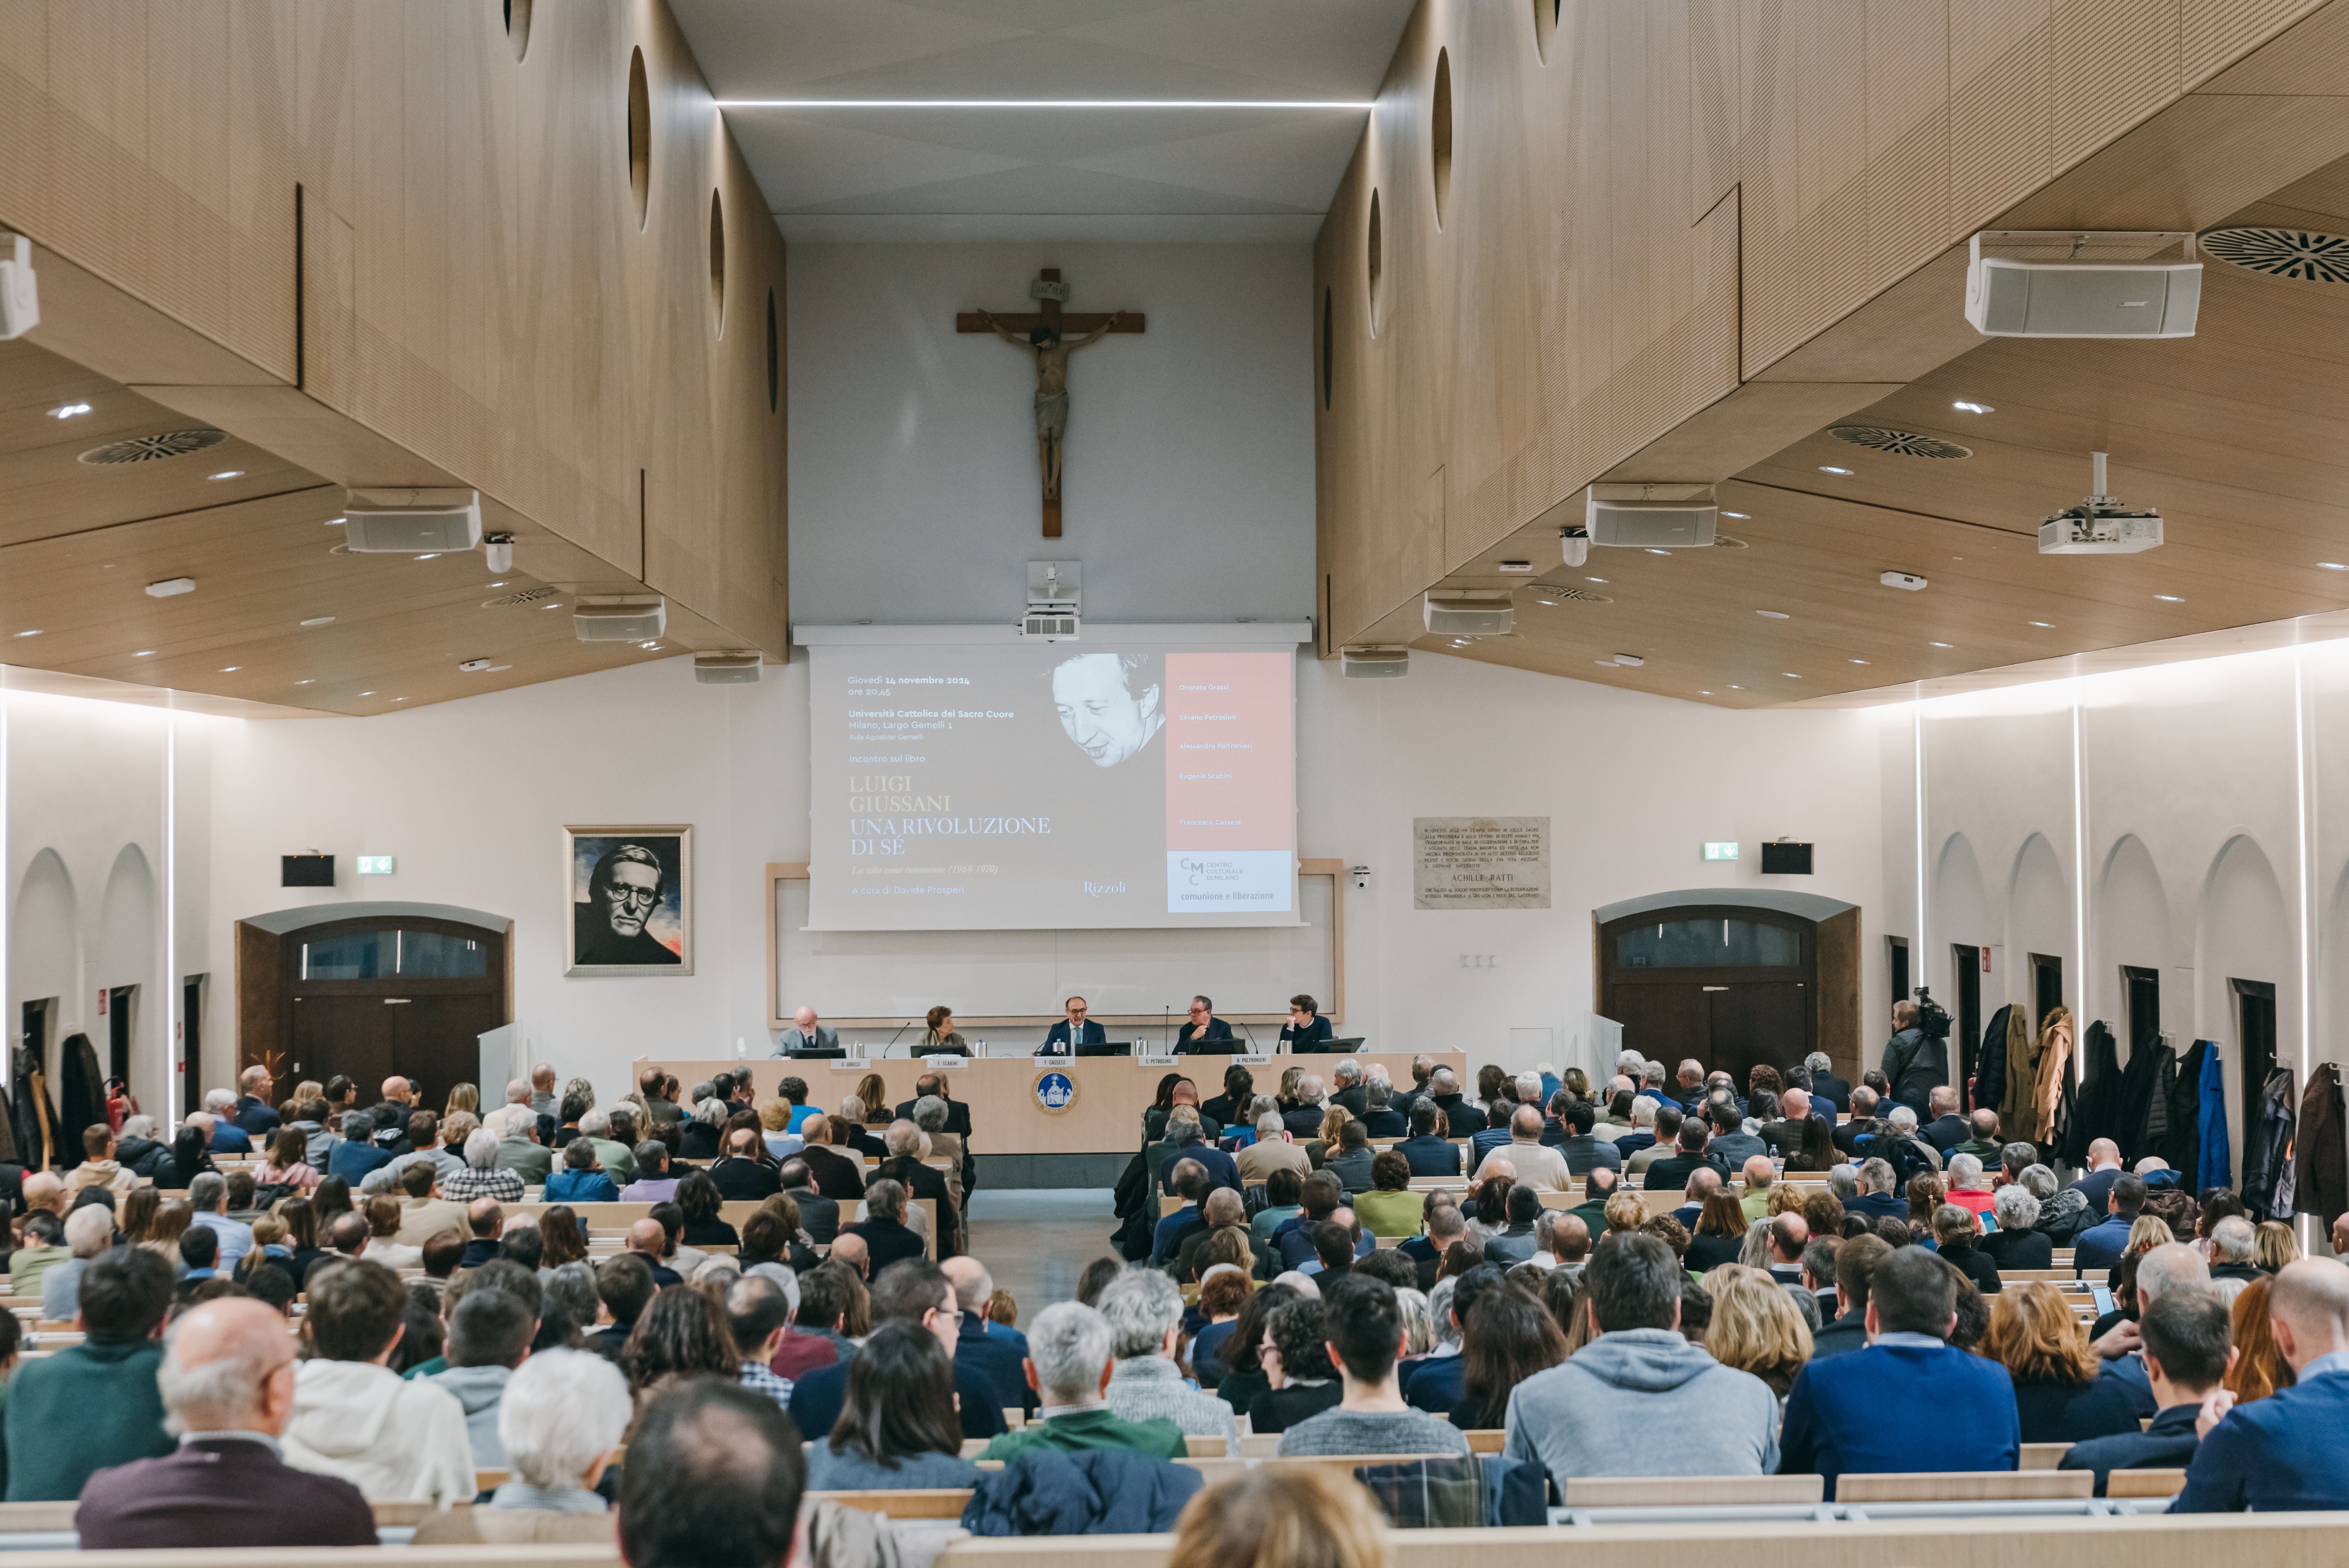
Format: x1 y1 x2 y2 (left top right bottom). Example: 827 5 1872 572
1139 1049 1178 1066
827 1058 866 1069
1234 1053 1273 1066
923 1055 968 1070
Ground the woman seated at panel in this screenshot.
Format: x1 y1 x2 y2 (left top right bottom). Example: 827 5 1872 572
918 1007 971 1057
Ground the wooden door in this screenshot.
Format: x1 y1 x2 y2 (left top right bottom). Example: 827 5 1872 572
390 994 503 1110
292 993 396 1091
1609 984 1712 1066
1706 982 1811 1085
282 917 504 1106
1600 906 1818 1079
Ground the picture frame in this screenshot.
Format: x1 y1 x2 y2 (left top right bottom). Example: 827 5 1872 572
564 825 693 976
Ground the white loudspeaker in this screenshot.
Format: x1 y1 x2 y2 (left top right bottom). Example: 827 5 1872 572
1585 485 1717 548
1964 232 2200 339
694 651 764 684
574 596 667 641
1559 531 1590 568
0 236 37 340
1341 647 1409 679
342 489 483 553
1423 595 1514 636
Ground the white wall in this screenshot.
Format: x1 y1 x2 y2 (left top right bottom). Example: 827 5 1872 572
786 243 1316 624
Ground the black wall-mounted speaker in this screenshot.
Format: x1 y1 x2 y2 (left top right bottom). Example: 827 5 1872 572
282 854 335 888
1760 841 1813 875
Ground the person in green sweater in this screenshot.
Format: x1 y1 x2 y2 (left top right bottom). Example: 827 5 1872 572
5 1246 175 1499
980 1301 1183 1462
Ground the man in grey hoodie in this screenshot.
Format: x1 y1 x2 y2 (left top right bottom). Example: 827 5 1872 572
1503 1231 1779 1484
431 1288 538 1466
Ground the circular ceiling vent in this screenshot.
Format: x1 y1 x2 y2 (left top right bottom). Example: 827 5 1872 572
2201 227 2349 285
483 586 560 608
1829 424 1971 460
1524 584 1612 604
77 429 228 466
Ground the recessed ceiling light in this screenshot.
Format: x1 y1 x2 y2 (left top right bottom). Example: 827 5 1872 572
294 679 313 685
1952 400 1994 414
1721 511 1749 519
48 403 92 420
488 582 507 588
2322 562 2349 571
1756 610 1790 620
1850 658 1869 664
11 630 38 639
415 553 440 561
1819 465 1853 475
1729 684 1743 690
358 690 375 696
325 517 346 526
1645 548 1670 556
2155 594 2183 603
300 616 335 627
639 641 661 650
1930 641 1953 648
1585 576 1608 584
132 650 154 657
1701 690 1713 695
1783 672 1800 678
716 97 1376 109
220 666 239 673
544 602 563 609
392 697 407 702
206 470 244 481
2029 620 2053 628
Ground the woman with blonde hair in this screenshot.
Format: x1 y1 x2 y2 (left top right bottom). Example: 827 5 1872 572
2227 1274 2295 1404
1308 1103 1351 1167
2253 1219 2301 1272
1980 1280 2139 1441
1702 1265 1813 1398
1169 1462 1388 1568
2126 1215 2176 1256
144 1197 193 1266
443 1082 479 1121
852 1073 890 1124
1602 1189 1647 1238
562 1076 597 1115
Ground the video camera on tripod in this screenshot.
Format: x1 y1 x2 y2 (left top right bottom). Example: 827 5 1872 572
1912 987 1953 1042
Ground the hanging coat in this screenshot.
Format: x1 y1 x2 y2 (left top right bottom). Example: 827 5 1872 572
2032 1014 2075 1153
2169 1040 2206 1186
55 1034 103 1172
2243 1067 2297 1222
2005 1009 2044 1140
9 1047 58 1174
2295 1062 2347 1230
2069 1022 2123 1164
1975 1004 2013 1114
2196 1045 2233 1196
2115 1036 2175 1167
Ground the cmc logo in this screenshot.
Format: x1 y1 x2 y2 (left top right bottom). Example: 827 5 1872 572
1034 1071 1077 1113
1083 880 1126 897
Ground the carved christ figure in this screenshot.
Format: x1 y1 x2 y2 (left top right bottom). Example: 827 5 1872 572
977 308 1124 502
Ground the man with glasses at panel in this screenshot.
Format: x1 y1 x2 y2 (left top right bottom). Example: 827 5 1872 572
1174 996 1233 1054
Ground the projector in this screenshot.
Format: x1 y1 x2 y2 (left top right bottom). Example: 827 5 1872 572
342 488 483 553
1022 560 1080 640
1964 230 2200 339
1341 647 1409 679
574 595 667 641
1586 485 1717 549
2039 452 2162 555
1423 593 1514 636
0 235 37 340
694 651 764 685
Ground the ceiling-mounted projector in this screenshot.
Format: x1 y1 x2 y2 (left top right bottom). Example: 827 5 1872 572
1965 230 2200 339
1021 560 1080 640
0 235 38 340
1423 593 1514 636
1586 484 1717 549
574 595 667 641
694 651 764 685
2040 451 2162 554
342 488 483 553
1341 647 1408 680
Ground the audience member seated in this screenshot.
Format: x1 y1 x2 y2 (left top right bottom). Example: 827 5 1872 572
841 1178 926 1273
1449 1276 1568 1428
431 1286 536 1464
2095 1242 2210 1417
411 1348 629 1544
2061 1285 2232 1495
1980 1184 2055 1269
1405 1264 1505 1416
2208 1215 2263 1282
1982 1280 2143 1441
1506 1231 1779 1483
2074 1172 2149 1272
1100 1267 1240 1443
1933 1205 2001 1295
1238 1112 1313 1184
542 1137 621 1202
789 1258 1005 1442
74 1297 376 1548
39 1204 114 1322
2175 1257 2349 1510
1481 1185 1543 1264
1641 1118 1726 1192
1843 1158 1907 1224
443 1128 526 1203
1554 1101 1622 1177
771 1262 854 1381
1247 1296 1345 1434
983 1299 1186 1459
5 1247 175 1499
805 1319 988 1490
1153 1160 1212 1267
617 1379 806 1568
281 1257 476 1504
1686 1190 1748 1273
1351 1151 1423 1239
1779 1247 2019 1493
1322 1121 1377 1194
944 1256 1032 1416
710 1127 784 1201
800 1115 869 1201
1276 1274 1470 1456
1394 1102 1462 1177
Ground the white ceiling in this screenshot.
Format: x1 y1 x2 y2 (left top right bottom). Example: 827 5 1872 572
670 0 1412 242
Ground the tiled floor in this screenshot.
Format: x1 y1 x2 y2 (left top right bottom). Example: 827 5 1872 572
963 1187 1120 1322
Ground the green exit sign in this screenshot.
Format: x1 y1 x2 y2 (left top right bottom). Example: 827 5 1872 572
1703 842 1739 861
356 855 396 876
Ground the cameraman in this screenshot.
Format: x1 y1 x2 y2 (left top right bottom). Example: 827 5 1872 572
1879 998 1949 1116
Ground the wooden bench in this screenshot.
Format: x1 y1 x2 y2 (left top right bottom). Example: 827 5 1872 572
1563 1474 1824 1506
1837 1469 2094 1503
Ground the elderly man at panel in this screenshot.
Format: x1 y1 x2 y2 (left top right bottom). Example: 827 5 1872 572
75 1298 375 1549
1174 994 1233 1052
777 1006 840 1055
2174 1256 2349 1511
1041 995 1107 1055
1099 1268 1240 1445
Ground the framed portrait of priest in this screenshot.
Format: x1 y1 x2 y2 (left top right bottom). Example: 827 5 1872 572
564 825 693 975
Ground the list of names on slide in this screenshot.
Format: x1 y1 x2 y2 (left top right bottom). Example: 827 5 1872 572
1164 651 1293 914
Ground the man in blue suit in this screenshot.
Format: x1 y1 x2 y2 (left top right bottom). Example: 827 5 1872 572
2062 1285 2230 1495
1778 1247 2020 1497
944 1257 1035 1416
1040 996 1107 1055
2072 1173 2148 1272
2173 1257 2349 1511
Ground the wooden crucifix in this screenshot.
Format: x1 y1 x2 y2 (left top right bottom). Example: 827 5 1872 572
958 267 1144 537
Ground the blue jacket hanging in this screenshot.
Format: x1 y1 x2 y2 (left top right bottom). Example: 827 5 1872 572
2197 1044 2232 1196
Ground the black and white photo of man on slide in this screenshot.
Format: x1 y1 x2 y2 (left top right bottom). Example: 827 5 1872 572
1052 650 1164 768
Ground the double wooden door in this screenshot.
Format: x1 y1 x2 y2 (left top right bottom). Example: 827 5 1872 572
1600 906 1817 1085
280 918 504 1108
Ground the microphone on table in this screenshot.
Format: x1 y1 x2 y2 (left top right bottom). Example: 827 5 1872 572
1236 1021 1257 1051
1163 1004 1173 1053
881 1021 911 1058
